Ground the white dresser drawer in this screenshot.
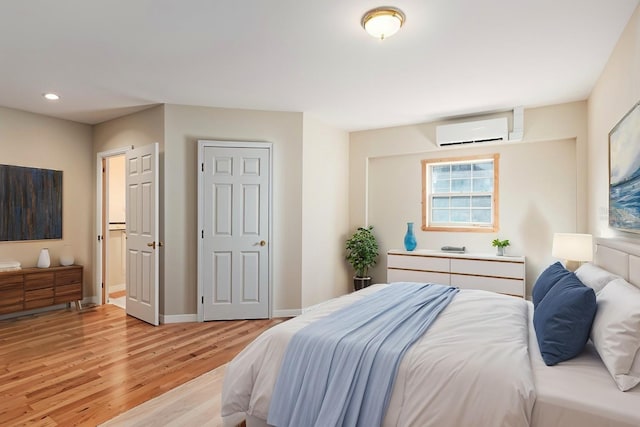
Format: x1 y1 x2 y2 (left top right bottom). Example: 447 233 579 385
450 258 524 279
387 254 449 273
387 269 450 286
387 250 526 298
451 274 524 297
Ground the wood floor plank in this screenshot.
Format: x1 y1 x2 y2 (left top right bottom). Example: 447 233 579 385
0 304 284 426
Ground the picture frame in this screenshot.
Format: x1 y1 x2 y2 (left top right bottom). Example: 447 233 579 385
609 100 640 233
0 164 63 241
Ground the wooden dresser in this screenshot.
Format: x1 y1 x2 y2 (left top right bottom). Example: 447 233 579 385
387 250 526 297
0 265 83 315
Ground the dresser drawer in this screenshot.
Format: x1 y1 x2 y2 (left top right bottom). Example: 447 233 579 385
55 268 82 285
0 302 24 314
25 287 54 301
451 274 524 297
450 259 524 279
387 269 450 285
0 287 24 307
387 254 449 272
25 297 55 309
55 283 82 303
25 272 55 290
0 273 23 287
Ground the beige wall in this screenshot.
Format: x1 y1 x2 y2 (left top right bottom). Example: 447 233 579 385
107 155 126 224
107 229 126 287
0 107 93 295
350 102 588 295
163 104 304 315
106 155 126 288
588 4 640 240
301 115 351 307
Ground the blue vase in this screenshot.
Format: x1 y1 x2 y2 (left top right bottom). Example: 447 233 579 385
404 222 417 251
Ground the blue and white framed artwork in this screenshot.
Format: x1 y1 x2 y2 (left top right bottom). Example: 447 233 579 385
609 100 640 233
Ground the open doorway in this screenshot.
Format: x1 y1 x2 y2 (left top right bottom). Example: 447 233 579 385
97 143 160 325
105 155 126 309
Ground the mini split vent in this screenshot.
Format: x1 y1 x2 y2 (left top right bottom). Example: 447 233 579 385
436 117 508 146
435 107 524 147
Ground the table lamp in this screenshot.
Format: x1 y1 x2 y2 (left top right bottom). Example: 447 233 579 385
551 233 593 271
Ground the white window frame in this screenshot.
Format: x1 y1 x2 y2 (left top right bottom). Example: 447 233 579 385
421 154 499 232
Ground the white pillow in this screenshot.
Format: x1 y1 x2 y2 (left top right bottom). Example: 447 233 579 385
575 262 619 294
590 278 640 391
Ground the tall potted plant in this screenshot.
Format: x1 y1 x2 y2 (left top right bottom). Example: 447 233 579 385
345 226 379 291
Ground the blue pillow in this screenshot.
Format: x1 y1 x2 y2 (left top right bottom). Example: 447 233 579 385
533 274 597 366
532 262 572 308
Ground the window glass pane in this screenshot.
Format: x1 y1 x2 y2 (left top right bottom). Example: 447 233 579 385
432 197 449 208
471 195 492 207
450 210 471 223
472 161 493 177
432 165 450 178
451 196 470 208
472 209 492 223
432 210 449 223
451 164 471 179
424 156 497 229
451 179 471 192
433 179 450 193
473 178 493 192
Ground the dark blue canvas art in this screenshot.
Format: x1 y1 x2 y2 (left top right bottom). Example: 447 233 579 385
609 101 640 233
0 165 62 241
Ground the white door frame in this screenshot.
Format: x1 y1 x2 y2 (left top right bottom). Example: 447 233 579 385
196 140 273 322
95 146 132 305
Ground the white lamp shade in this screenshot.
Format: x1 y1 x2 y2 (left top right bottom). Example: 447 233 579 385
551 233 593 262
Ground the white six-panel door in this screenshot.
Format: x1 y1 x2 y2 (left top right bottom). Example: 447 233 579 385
200 143 270 320
126 143 159 326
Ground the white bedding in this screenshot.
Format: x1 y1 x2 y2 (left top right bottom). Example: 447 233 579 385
528 302 640 427
222 284 535 427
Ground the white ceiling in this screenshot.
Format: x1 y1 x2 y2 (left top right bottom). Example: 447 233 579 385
0 0 638 131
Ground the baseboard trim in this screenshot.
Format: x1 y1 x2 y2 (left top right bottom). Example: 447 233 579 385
160 313 198 324
273 309 301 318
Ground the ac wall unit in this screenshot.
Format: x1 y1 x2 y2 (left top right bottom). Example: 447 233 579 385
436 117 509 146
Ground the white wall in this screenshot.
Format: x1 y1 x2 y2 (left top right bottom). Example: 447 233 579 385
588 4 640 240
301 115 351 307
0 107 93 295
350 102 588 295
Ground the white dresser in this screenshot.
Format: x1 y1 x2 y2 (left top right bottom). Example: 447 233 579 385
387 249 526 297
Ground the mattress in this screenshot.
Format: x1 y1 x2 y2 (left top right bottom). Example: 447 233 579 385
222 285 535 426
528 302 640 427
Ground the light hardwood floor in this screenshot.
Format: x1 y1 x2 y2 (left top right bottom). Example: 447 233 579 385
0 304 284 426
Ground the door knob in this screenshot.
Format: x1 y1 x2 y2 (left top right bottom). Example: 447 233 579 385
259 240 267 247
147 241 156 249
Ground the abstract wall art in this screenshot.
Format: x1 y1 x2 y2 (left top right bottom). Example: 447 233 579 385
0 164 62 241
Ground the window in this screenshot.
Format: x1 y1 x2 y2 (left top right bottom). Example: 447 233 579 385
422 154 499 232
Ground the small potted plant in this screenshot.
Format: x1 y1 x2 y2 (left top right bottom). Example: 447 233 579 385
492 238 510 256
345 226 379 291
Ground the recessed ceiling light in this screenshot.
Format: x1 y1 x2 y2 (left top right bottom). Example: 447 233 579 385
361 7 406 40
43 93 60 101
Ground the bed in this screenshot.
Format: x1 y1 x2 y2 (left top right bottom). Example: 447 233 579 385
221 238 640 427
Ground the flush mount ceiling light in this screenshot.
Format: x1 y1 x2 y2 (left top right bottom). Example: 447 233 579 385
43 93 60 101
361 6 405 40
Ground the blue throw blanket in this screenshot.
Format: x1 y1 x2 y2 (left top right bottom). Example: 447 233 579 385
267 283 459 427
